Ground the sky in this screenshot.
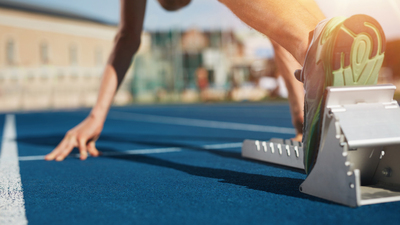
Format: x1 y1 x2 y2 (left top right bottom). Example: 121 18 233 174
3 0 400 40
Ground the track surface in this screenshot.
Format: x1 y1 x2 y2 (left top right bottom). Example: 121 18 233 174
1 103 400 224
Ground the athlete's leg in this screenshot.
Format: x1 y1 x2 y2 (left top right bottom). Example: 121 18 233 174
219 0 386 175
158 0 191 11
296 0 325 21
270 0 324 141
271 40 304 142
218 0 319 64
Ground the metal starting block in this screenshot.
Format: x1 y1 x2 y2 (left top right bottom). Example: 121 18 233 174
242 138 305 170
242 84 400 207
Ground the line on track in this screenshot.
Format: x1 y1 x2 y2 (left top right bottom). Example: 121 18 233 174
18 147 182 161
0 115 28 225
107 111 296 134
18 142 243 162
202 142 243 149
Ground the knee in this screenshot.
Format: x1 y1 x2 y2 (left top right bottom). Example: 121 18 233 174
158 0 191 11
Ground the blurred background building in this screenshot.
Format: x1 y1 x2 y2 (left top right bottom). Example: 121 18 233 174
0 1 126 111
132 28 279 103
1 0 400 112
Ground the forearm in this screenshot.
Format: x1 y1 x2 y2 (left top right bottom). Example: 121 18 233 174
89 65 121 123
89 0 147 122
90 37 141 120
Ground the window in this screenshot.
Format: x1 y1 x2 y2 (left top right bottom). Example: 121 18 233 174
56 71 65 81
95 47 103 66
40 42 49 64
6 39 15 65
69 44 78 66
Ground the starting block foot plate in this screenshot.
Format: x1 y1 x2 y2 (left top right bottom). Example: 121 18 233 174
242 84 400 207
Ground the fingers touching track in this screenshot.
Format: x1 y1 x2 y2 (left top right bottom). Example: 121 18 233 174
45 116 103 161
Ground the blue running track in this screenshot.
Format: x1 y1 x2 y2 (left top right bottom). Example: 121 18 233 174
1 103 400 224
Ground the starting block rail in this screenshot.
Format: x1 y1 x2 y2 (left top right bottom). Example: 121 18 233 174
242 139 304 170
242 84 400 207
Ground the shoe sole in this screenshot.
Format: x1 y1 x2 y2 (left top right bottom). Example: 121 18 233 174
305 14 386 174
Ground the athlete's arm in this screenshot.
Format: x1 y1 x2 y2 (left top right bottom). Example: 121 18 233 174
45 0 147 161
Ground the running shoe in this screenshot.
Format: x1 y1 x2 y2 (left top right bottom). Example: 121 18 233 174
295 14 386 174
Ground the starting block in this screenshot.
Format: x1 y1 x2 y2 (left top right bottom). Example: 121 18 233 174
242 84 400 207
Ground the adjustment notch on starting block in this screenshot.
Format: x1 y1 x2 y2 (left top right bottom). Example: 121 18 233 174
242 139 304 170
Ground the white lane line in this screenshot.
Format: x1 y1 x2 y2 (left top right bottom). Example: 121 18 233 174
107 111 296 134
18 155 46 161
18 147 181 161
202 142 243 149
101 147 181 156
18 142 243 162
0 115 28 225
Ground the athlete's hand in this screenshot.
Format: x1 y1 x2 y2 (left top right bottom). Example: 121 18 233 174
45 115 103 161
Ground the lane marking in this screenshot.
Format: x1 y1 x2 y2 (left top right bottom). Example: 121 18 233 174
0 115 28 225
101 147 181 156
203 142 243 149
18 142 243 162
18 147 181 161
17 155 47 161
107 111 296 134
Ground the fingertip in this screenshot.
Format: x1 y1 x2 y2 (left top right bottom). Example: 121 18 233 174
46 152 59 161
80 151 88 160
87 144 100 157
55 154 67 161
91 150 101 157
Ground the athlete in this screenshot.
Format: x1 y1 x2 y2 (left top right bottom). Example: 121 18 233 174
45 0 386 174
